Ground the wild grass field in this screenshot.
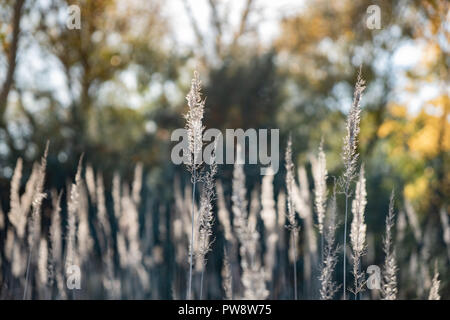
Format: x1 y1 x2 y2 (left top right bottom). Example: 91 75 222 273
0 70 448 300
0 0 448 300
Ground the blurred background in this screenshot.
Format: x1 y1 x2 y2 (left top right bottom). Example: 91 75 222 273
0 0 448 299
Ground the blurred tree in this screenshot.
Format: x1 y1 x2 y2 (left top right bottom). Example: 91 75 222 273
0 0 26 157
0 0 178 188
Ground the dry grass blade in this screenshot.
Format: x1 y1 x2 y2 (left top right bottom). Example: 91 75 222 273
382 189 398 300
319 182 340 300
340 70 365 300
350 165 367 299
285 136 299 299
428 262 440 300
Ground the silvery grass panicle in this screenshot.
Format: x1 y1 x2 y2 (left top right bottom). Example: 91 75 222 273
340 70 365 300
185 70 205 178
66 155 84 268
285 136 299 299
350 165 367 299
312 140 328 237
428 262 440 300
24 142 49 300
198 144 218 299
312 139 328 268
232 145 248 239
8 158 26 239
49 190 67 299
261 168 277 283
232 145 268 300
185 71 206 300
382 189 398 300
319 182 341 300
341 71 365 193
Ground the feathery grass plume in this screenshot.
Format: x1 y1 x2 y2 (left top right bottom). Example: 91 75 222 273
349 165 367 299
222 249 233 300
312 140 328 236
428 262 440 300
65 155 83 268
10 237 26 277
20 165 38 213
232 144 248 241
12 160 37 224
185 71 205 300
312 141 328 289
261 168 278 283
185 71 205 173
38 237 48 287
198 146 218 299
285 136 299 299
77 182 92 264
382 190 398 300
132 162 143 205
341 71 365 192
319 182 341 300
232 145 268 300
241 262 269 300
339 70 365 299
24 142 48 299
439 208 450 261
8 158 26 238
48 190 63 296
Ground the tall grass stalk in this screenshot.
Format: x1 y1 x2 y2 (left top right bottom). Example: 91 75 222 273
340 71 365 299
198 145 217 299
312 140 327 260
319 181 340 299
349 165 367 299
381 189 397 300
428 262 440 300
185 71 205 300
232 144 268 299
285 136 299 299
24 143 49 299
